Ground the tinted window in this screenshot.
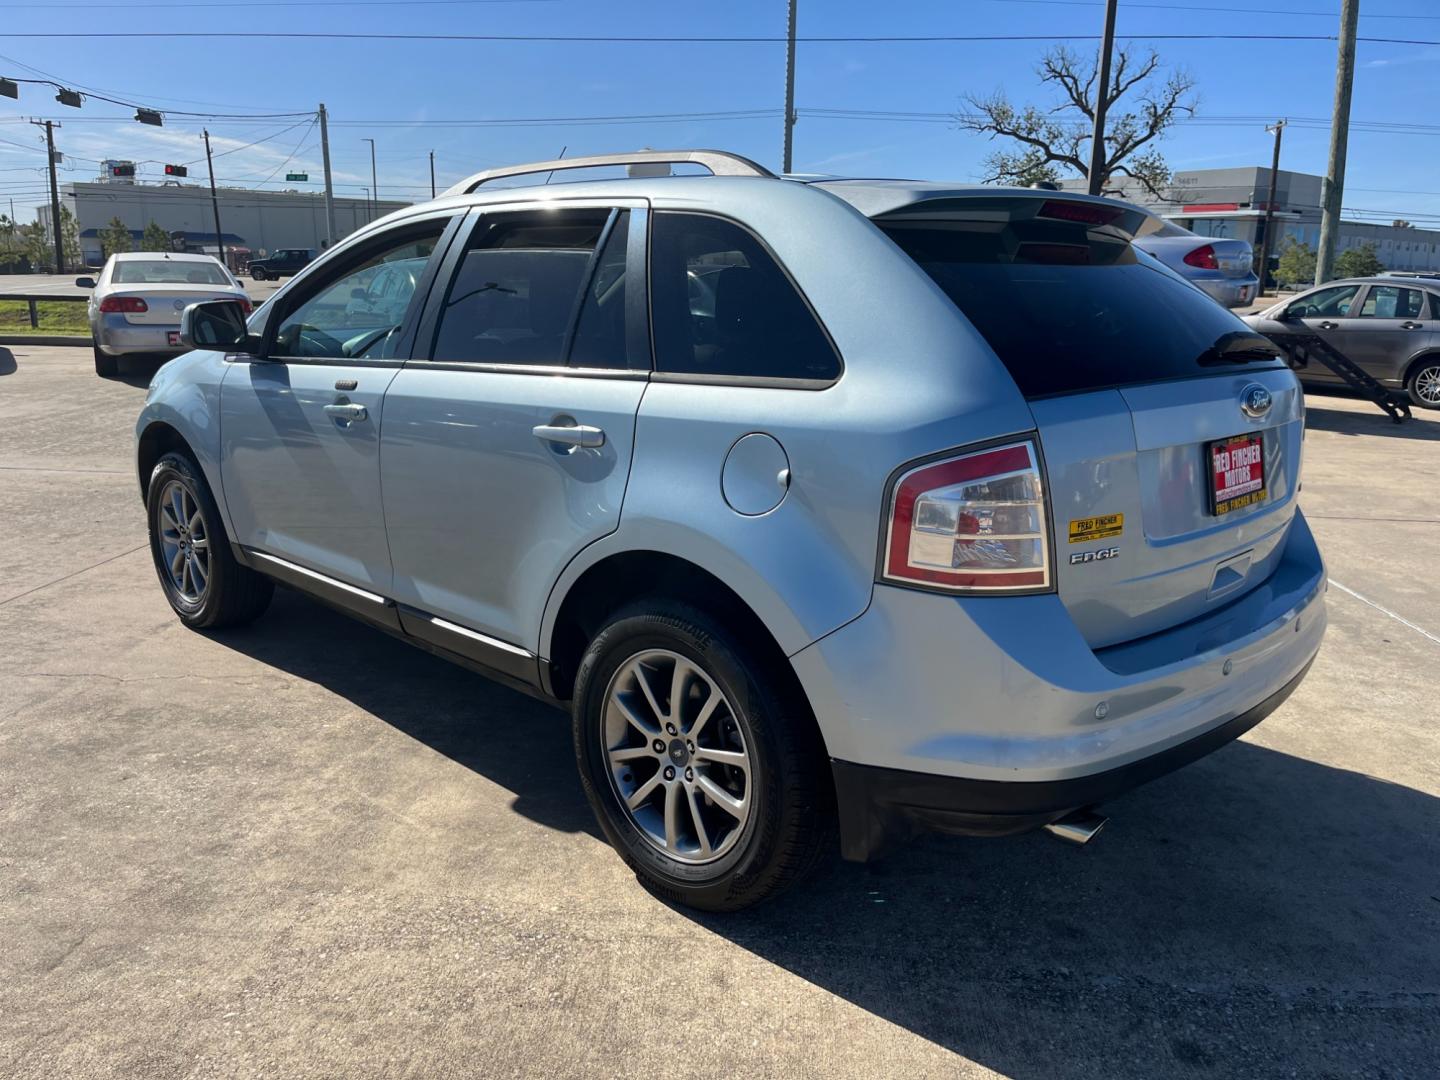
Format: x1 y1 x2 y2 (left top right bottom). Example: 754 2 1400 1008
433 209 609 365
650 212 840 381
1291 285 1360 318
272 225 443 360
568 211 637 369
882 221 1283 398
113 259 230 285
1358 286 1425 319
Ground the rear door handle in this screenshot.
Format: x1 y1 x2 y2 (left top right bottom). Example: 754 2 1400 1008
1400 321 1423 330
1317 321 1339 330
533 423 605 449
323 402 369 423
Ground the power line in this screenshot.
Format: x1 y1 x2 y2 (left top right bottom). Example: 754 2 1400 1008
7 31 1439 45
981 0 1440 19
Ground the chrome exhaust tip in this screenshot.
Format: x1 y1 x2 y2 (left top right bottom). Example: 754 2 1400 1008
1043 810 1108 846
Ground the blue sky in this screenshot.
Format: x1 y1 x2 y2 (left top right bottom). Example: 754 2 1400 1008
1 0 1437 227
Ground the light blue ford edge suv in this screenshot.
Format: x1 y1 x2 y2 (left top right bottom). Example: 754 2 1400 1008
137 150 1327 910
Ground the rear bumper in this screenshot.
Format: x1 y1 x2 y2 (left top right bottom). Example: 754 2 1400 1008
831 655 1312 860
792 511 1326 860
1193 273 1259 308
94 314 185 357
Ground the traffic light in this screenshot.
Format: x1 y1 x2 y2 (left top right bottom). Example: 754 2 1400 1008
56 88 82 108
135 109 163 127
164 164 188 178
110 163 135 178
0 79 17 100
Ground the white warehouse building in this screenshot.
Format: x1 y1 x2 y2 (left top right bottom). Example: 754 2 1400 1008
39 177 412 268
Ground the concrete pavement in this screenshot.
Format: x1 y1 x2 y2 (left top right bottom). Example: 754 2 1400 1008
1 345 1437 1078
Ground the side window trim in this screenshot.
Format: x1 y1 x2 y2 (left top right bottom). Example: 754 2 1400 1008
624 208 653 372
262 210 463 365
646 209 843 389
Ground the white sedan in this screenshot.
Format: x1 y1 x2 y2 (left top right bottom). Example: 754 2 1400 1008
80 252 251 377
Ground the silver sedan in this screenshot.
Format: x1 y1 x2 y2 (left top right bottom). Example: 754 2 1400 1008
1134 220 1259 309
81 251 250 377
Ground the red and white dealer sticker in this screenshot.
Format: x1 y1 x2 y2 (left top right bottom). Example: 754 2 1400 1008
1208 432 1267 515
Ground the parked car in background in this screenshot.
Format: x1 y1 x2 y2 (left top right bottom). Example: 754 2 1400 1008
1134 220 1259 308
1244 277 1440 408
246 248 314 281
79 251 250 377
137 150 1326 910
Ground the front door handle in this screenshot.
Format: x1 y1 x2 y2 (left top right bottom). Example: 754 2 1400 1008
1317 321 1339 330
323 402 369 423
533 423 605 449
1400 321 1423 330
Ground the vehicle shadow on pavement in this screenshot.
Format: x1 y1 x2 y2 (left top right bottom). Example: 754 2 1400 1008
208 587 597 839
686 744 1439 1077
1304 401 1439 441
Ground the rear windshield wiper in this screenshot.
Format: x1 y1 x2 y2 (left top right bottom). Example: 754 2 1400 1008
1194 331 1284 366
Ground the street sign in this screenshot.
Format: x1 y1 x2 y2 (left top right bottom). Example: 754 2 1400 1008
285 173 309 182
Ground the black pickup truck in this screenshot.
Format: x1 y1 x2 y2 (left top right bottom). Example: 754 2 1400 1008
247 248 314 281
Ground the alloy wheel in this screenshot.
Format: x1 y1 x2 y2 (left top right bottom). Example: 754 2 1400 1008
156 479 210 603
602 649 754 865
1415 364 1440 406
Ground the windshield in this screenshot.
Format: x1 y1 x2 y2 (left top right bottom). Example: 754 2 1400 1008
112 260 231 286
880 221 1284 398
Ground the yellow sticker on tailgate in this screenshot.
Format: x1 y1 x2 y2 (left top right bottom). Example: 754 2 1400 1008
1068 513 1124 543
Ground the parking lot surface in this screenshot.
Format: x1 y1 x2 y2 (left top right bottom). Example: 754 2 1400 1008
1 344 1436 1079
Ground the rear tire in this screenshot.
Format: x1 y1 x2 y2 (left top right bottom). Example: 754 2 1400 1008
93 341 118 378
1406 358 1440 409
572 600 833 912
250 267 266 281
146 451 273 629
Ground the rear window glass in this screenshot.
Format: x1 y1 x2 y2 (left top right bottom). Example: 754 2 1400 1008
880 221 1285 398
113 259 231 285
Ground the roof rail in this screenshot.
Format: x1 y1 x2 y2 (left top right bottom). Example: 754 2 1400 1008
443 149 774 197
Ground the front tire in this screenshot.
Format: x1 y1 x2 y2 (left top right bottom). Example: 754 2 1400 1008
93 341 118 377
146 451 273 629
1406 358 1440 409
573 601 833 911
250 267 267 281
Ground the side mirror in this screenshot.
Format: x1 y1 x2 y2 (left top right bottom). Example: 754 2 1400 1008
350 287 367 301
180 299 259 354
75 276 96 289
1277 305 1301 321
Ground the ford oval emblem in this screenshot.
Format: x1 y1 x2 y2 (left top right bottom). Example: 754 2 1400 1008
1240 383 1272 419
174 299 186 312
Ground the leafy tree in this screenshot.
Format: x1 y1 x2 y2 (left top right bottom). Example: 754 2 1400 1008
959 45 1197 196
59 205 82 270
1275 237 1316 287
142 220 171 252
99 216 134 259
1334 241 1384 279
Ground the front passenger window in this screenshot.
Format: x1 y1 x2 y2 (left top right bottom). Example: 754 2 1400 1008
272 225 444 360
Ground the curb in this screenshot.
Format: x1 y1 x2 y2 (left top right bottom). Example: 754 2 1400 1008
0 335 91 347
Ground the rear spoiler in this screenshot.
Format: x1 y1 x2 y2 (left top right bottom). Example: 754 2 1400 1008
872 193 1154 243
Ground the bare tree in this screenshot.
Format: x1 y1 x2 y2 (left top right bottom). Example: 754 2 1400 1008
958 45 1197 197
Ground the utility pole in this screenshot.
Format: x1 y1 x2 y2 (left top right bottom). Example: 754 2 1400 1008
1255 119 1286 299
31 120 64 273
362 138 377 222
318 103 336 246
1086 0 1119 196
782 0 798 173
203 129 225 268
429 150 436 198
1316 0 1358 285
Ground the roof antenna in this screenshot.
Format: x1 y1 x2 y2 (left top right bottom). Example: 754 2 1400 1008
544 146 567 185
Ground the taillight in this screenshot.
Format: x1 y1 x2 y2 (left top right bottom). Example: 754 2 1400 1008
883 441 1051 593
1037 199 1124 226
98 296 148 313
1183 244 1220 270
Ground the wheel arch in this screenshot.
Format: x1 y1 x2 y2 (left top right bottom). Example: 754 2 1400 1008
1402 350 1440 387
542 550 818 728
136 420 196 501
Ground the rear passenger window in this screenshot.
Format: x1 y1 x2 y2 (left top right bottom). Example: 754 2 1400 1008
650 212 840 382
1358 286 1424 319
433 209 611 366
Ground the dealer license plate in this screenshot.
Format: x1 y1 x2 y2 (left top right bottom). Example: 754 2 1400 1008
1208 432 1266 515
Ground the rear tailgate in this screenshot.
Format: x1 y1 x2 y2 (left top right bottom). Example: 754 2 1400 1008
1032 368 1301 647
877 194 1299 649
1206 238 1254 279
